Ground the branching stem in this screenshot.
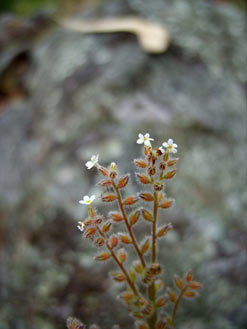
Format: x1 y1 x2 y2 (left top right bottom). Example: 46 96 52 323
171 286 188 327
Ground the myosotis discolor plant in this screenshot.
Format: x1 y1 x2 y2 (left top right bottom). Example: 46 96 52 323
67 134 202 329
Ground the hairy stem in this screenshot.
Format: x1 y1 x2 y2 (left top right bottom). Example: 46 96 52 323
111 179 146 268
171 286 188 327
96 225 139 296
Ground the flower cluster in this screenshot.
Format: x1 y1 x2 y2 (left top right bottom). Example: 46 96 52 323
71 134 201 329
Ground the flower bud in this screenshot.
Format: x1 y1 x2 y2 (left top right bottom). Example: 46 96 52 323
156 320 167 329
184 290 198 298
142 269 153 285
111 212 123 222
66 317 85 329
98 166 109 176
159 161 166 171
163 153 169 161
94 215 103 225
119 291 134 303
141 209 153 222
160 199 174 209
156 296 169 308
95 252 111 261
83 218 93 226
185 269 193 282
154 181 163 191
84 227 97 239
117 248 127 263
94 237 105 248
129 210 140 226
139 193 153 202
153 148 163 157
97 179 112 187
134 159 147 168
167 287 176 303
157 223 173 237
154 279 164 292
101 193 117 202
174 274 184 290
118 174 130 188
119 234 132 244
136 174 150 184
102 221 112 233
150 263 162 275
109 171 117 179
123 196 138 206
135 322 148 329
163 170 176 179
133 261 144 274
109 235 118 248
147 166 156 176
140 238 150 255
167 158 179 167
111 272 126 282
188 281 203 290
129 268 136 282
141 302 153 315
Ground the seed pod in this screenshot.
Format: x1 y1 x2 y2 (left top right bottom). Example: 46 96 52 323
140 238 150 255
111 272 126 282
150 263 162 275
147 166 156 176
102 221 112 233
144 145 152 156
97 179 112 187
154 181 163 191
185 269 193 283
132 312 145 319
136 174 150 184
139 193 154 202
66 317 85 329
109 235 118 248
160 199 174 209
154 278 164 292
156 296 169 308
167 288 176 303
111 212 123 222
84 227 97 239
123 196 138 206
159 161 166 171
95 252 111 261
118 174 129 188
117 248 127 263
119 234 132 244
141 302 153 316
163 170 176 179
94 237 105 248
188 281 203 290
129 210 140 226
174 274 184 290
141 209 153 222
184 290 198 298
101 193 117 202
167 158 179 167
98 166 109 177
134 159 147 168
157 223 173 238
133 261 144 274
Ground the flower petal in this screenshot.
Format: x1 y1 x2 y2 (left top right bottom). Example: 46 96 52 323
90 195 96 202
144 133 150 138
138 133 144 139
168 139 173 145
85 161 93 169
137 139 143 144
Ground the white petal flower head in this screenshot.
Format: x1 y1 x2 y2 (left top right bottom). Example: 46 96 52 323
79 195 96 205
162 138 178 153
110 162 116 171
77 221 85 232
85 154 99 169
136 133 154 146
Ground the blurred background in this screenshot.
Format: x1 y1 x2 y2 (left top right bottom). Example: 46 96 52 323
0 0 246 328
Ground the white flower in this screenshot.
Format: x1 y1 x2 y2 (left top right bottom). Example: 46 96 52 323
77 221 85 232
158 146 165 154
162 138 178 153
136 133 154 146
79 195 96 205
85 154 99 169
